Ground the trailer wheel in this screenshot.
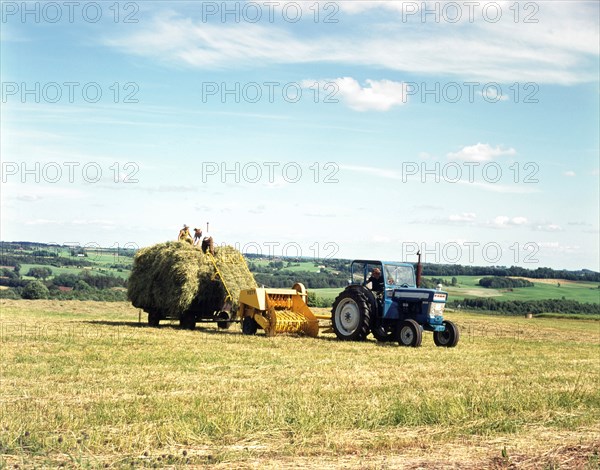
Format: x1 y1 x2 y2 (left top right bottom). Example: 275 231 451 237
180 312 196 330
331 289 371 341
148 311 161 327
241 316 258 335
217 311 233 330
433 320 459 347
397 319 422 347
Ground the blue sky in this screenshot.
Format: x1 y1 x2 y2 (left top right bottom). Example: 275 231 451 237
1 1 599 270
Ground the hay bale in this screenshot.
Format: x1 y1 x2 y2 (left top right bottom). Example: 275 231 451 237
127 242 256 318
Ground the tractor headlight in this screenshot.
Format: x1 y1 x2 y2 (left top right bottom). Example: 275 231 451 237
429 301 446 317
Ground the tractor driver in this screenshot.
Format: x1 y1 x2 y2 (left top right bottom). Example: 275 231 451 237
366 267 384 293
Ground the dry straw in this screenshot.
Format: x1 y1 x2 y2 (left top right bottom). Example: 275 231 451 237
127 242 257 317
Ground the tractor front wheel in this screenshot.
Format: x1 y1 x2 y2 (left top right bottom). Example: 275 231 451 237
397 319 422 347
433 320 459 347
331 289 371 341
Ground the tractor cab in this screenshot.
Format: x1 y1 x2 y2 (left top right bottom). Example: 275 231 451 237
350 259 416 314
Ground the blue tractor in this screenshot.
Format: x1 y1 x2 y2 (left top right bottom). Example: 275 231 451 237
331 258 459 347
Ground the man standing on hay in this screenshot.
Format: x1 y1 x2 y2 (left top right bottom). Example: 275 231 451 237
178 225 193 244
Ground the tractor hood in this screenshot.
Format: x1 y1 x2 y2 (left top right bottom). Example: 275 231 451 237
390 288 448 303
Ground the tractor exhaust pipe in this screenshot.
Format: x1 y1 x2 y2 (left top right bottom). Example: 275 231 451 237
416 251 422 288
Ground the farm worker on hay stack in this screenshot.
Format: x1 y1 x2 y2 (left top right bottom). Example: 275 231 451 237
193 227 214 255
178 225 193 244
193 228 203 246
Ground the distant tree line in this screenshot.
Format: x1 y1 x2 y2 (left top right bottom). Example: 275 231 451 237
247 256 599 282
478 277 534 289
0 280 127 301
419 277 458 288
0 269 127 289
0 254 93 268
450 297 600 315
0 267 128 302
422 264 599 282
52 272 127 289
253 270 347 289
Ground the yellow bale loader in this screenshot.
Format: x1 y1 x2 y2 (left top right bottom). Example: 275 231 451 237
205 249 327 337
238 282 329 337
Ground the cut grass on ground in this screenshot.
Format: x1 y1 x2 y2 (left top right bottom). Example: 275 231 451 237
0 299 599 468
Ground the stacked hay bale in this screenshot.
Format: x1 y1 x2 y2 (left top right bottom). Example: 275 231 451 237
127 241 257 318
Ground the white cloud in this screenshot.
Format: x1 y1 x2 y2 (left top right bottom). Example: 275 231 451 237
534 224 563 232
304 77 409 111
564 170 576 177
568 221 592 227
15 194 43 203
338 1 416 14
102 4 600 85
537 241 579 254
447 143 516 162
456 180 540 194
415 213 478 226
449 213 477 222
511 217 528 226
25 219 61 226
476 89 509 102
489 216 529 228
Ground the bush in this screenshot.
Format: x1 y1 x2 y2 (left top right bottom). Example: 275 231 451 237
307 291 333 308
21 280 49 300
0 288 22 299
479 277 534 289
74 280 92 291
26 267 53 280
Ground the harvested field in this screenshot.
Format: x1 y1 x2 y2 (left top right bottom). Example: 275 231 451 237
1 299 599 468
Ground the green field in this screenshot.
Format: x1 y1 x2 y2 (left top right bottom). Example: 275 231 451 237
446 276 600 303
251 259 324 273
1 299 599 468
19 263 130 281
311 287 343 300
314 276 600 305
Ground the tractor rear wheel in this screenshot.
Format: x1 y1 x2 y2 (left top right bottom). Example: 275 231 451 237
241 316 258 335
331 289 371 341
397 319 422 347
433 320 459 347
